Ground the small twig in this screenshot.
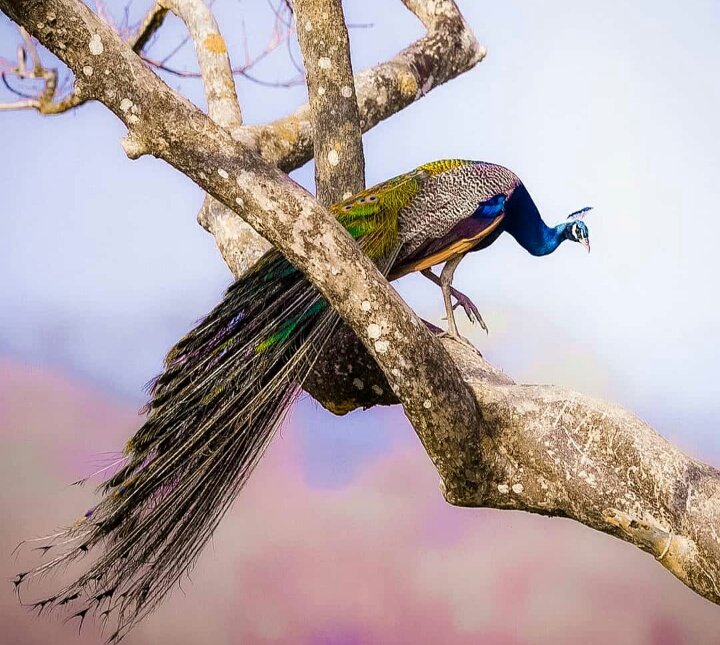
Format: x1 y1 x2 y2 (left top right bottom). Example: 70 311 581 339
139 7 298 89
141 55 303 86
0 27 73 113
128 2 169 53
2 72 38 99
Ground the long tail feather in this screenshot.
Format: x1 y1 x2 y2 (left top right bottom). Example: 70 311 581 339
15 163 411 640
14 250 338 641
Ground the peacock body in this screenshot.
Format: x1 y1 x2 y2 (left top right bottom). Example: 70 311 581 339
14 160 590 641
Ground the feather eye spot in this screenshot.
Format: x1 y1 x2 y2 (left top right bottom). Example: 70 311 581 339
368 195 378 202
343 205 352 210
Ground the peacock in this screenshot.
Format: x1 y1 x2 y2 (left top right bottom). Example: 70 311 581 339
14 159 591 641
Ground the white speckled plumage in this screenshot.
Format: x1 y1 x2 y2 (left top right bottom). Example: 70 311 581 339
397 161 520 258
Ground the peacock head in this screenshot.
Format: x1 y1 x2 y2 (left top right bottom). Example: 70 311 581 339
565 207 592 252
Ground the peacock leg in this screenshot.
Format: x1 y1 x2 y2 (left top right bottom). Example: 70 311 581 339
438 255 465 339
421 265 488 333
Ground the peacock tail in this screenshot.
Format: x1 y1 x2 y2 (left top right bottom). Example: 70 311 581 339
14 163 438 642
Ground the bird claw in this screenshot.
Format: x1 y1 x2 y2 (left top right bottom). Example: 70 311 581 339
451 291 489 334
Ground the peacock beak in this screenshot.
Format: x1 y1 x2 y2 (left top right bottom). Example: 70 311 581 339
580 238 591 253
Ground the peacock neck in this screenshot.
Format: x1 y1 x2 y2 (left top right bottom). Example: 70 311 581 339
503 184 567 257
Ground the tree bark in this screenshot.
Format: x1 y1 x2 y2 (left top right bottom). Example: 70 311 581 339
293 0 365 205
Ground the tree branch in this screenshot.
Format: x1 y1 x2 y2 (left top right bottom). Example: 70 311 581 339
149 0 272 276
3 0 485 274
305 325 720 605
0 25 81 114
129 2 168 53
248 0 486 172
293 0 365 204
0 3 168 114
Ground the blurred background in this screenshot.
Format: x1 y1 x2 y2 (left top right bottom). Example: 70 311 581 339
1 0 719 643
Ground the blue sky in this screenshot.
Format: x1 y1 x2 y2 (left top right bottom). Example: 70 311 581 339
1 0 719 484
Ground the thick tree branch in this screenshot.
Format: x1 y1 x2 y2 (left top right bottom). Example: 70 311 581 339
293 0 365 204
306 326 720 605
248 0 486 172
156 0 242 128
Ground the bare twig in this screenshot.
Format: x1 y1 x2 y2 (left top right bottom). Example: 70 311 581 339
0 1 169 114
129 2 169 53
0 26 81 114
140 54 302 85
141 0 299 87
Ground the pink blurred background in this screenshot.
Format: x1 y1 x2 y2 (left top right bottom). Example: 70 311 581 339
2 361 719 644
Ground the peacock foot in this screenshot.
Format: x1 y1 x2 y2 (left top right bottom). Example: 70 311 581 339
451 289 489 334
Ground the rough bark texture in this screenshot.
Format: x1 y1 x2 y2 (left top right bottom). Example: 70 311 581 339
151 0 270 275
226 0 485 271
293 0 365 205
185 0 484 273
2 0 719 610
247 0 486 173
307 324 720 604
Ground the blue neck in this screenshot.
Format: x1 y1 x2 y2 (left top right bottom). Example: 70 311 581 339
504 185 568 256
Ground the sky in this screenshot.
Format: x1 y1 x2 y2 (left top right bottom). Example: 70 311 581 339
1 0 720 641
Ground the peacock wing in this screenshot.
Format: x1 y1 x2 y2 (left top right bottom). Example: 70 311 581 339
391 193 507 277
330 166 432 267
